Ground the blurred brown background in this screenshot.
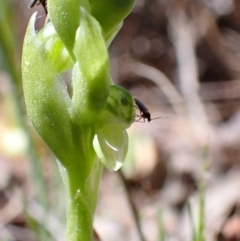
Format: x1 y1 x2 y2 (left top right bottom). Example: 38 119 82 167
1 0 240 240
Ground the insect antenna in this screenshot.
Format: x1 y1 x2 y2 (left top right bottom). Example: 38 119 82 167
151 116 172 120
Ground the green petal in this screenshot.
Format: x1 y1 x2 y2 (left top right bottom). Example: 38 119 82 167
36 22 73 72
93 124 128 171
95 85 136 130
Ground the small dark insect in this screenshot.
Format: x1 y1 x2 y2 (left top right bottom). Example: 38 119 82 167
134 98 167 122
134 98 151 122
28 0 48 14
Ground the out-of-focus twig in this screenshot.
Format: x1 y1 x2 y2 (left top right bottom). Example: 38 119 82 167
167 1 210 144
123 60 186 116
27 201 65 241
3 225 36 241
0 188 23 225
196 4 240 79
200 80 240 102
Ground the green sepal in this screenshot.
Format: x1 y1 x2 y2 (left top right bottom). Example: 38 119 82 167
22 13 74 165
48 0 136 56
48 0 90 59
89 0 136 42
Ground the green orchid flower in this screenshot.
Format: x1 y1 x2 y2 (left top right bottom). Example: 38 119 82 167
22 0 136 240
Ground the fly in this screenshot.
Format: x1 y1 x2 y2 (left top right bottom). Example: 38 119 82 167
28 0 48 14
134 98 170 122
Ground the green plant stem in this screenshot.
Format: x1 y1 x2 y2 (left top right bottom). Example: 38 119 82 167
58 141 103 241
67 163 103 241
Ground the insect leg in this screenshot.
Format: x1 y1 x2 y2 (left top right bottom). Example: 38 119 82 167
135 116 145 122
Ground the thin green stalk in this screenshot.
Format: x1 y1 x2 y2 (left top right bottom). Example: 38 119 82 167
197 146 209 241
197 180 205 241
187 202 197 241
0 0 48 209
118 170 146 241
157 211 165 241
